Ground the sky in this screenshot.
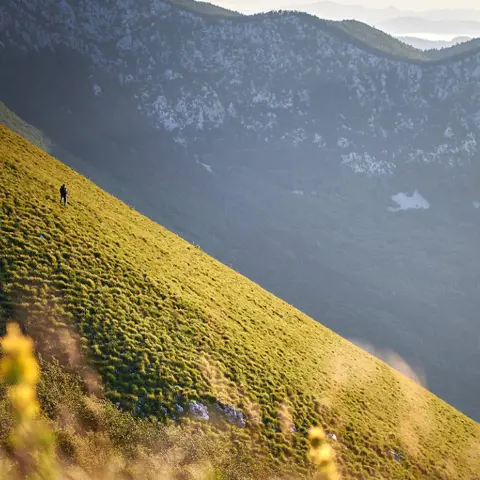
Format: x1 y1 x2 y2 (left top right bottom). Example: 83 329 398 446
210 0 480 13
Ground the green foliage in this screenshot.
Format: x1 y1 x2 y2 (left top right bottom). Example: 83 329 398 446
326 20 429 61
424 37 480 61
0 125 479 479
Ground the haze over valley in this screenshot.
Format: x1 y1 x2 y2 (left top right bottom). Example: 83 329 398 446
211 0 480 45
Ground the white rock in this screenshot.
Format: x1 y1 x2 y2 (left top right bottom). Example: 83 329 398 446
388 191 430 212
215 403 246 428
188 401 209 420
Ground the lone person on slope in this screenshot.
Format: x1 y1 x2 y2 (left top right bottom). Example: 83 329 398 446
60 183 68 206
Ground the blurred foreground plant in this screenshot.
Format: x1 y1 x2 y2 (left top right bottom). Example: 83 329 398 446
0 321 341 480
308 427 340 480
0 323 56 479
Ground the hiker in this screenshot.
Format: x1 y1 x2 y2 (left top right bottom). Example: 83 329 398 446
60 184 68 206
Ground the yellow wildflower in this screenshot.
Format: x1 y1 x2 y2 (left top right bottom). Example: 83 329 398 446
308 443 333 465
309 427 326 447
0 323 40 415
0 322 57 477
8 384 40 419
0 324 39 386
1 323 34 358
0 357 16 382
18 355 40 385
308 426 341 480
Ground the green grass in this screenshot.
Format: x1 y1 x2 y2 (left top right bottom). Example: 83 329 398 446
0 102 51 152
0 125 479 478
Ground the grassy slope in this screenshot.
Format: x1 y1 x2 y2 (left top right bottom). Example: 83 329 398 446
0 102 51 152
0 125 479 479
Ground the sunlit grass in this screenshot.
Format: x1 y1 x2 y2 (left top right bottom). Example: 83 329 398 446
0 125 479 478
0 323 56 478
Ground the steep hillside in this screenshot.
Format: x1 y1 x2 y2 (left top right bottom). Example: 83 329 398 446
1 126 480 478
1 0 480 424
310 20 480 62
425 37 480 60
321 20 430 61
0 101 51 151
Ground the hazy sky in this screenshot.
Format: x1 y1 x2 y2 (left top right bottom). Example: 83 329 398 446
211 0 480 13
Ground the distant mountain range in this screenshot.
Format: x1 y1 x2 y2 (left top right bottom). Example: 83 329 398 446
398 36 472 51
284 1 480 36
379 17 480 36
283 1 405 22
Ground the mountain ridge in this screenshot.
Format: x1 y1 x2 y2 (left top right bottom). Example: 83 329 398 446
378 16 480 37
282 0 480 30
397 36 472 51
4 0 480 65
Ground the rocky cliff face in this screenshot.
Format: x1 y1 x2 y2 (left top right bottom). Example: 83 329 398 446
1 0 480 421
